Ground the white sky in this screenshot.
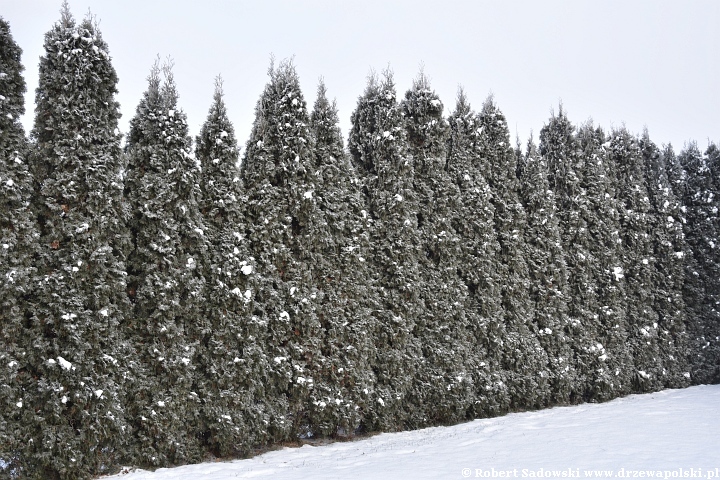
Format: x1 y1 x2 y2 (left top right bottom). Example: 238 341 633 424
3 0 719 153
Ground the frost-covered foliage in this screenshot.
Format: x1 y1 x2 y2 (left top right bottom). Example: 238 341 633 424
240 60 327 442
124 60 208 467
477 97 548 409
348 70 424 430
679 142 720 384
401 75 476 424
307 80 375 437
195 78 263 456
0 11 717 475
0 16 41 479
446 92 507 415
639 135 689 388
610 129 668 392
20 5 131 478
518 139 576 404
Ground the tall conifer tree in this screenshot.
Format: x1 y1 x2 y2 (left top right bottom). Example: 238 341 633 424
575 123 634 399
401 74 475 424
679 142 720 383
639 134 690 387
540 111 594 399
446 92 506 415
307 80 375 436
348 71 423 430
240 60 325 441
23 5 130 477
124 61 208 466
609 129 665 392
195 78 262 455
477 98 549 409
519 139 576 403
0 17 43 478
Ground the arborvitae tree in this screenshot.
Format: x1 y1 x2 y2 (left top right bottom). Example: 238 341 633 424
195 78 262 456
400 74 475 425
518 138 576 403
609 128 666 392
124 61 208 466
240 60 325 441
348 70 423 431
477 97 549 409
702 142 720 382
307 80 375 437
574 123 634 400
446 91 506 416
679 142 720 384
639 134 690 387
19 7 131 478
540 110 598 401
0 17 42 478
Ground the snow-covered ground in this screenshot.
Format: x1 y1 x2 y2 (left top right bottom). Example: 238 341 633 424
104 384 720 480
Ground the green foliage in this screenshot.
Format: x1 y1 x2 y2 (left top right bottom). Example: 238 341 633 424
124 60 208 466
679 142 720 384
639 137 690 388
401 75 476 425
306 80 375 437
478 98 549 410
446 92 507 415
348 70 423 431
519 139 576 404
21 6 131 478
0 13 717 473
241 60 326 442
0 16 41 479
195 78 264 456
609 129 665 392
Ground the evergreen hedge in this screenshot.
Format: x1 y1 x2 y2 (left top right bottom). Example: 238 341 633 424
0 9 718 479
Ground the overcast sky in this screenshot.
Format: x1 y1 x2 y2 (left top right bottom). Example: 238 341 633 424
3 0 719 153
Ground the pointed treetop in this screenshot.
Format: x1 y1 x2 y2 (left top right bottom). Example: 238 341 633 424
316 77 327 99
311 78 343 155
0 18 26 125
454 87 471 117
380 66 395 95
481 93 495 113
312 77 334 116
362 69 379 97
161 57 178 107
60 0 73 28
412 65 430 91
213 74 225 104
145 56 162 104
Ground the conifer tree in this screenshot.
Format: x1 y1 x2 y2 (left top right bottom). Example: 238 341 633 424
240 60 325 441
477 98 549 409
679 142 720 383
195 77 262 455
124 60 208 466
574 123 634 399
639 135 689 388
609 128 665 392
518 138 576 403
307 80 375 436
401 74 475 424
0 17 42 478
540 111 594 400
348 70 423 430
446 91 506 415
22 6 131 477
701 142 720 382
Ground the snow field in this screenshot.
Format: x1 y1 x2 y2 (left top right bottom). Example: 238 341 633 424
103 384 720 480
